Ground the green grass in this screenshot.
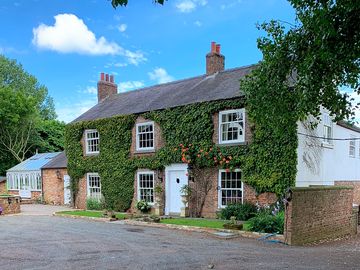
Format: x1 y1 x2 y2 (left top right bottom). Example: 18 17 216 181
160 218 228 229
57 210 127 220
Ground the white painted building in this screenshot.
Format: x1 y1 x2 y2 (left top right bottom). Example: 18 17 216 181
296 109 360 187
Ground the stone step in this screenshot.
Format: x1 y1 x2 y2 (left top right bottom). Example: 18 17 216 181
20 199 35 205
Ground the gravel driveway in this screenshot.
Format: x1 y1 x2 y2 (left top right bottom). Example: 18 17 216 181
0 211 359 270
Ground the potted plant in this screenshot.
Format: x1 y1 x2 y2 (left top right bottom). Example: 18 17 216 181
136 200 151 213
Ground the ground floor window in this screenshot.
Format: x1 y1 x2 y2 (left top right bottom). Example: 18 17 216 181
137 171 154 203
87 173 102 200
218 169 243 207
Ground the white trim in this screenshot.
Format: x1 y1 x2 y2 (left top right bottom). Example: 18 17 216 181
349 135 356 158
85 129 100 155
218 109 245 144
86 172 101 200
135 121 155 151
217 169 243 208
136 170 155 205
164 163 188 215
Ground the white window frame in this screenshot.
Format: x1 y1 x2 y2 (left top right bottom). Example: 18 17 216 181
322 113 333 145
86 173 102 201
218 169 243 208
218 109 245 144
137 171 155 205
349 136 356 158
85 129 100 155
136 122 155 151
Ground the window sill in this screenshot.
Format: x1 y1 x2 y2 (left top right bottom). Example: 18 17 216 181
134 149 156 154
85 152 99 157
217 142 247 147
321 143 334 149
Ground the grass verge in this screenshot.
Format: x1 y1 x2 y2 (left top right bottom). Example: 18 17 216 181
57 210 127 220
160 218 228 229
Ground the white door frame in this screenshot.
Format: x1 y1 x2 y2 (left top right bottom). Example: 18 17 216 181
165 163 188 215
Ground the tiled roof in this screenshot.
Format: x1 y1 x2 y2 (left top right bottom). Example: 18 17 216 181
7 153 61 172
41 152 67 169
73 65 256 122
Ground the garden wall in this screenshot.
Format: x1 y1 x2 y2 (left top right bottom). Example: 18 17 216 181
284 186 357 245
0 195 21 215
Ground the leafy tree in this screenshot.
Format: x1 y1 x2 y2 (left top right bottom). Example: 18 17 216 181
111 0 166 8
0 55 63 175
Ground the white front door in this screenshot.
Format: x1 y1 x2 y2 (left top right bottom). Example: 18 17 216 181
64 175 71 205
165 164 188 215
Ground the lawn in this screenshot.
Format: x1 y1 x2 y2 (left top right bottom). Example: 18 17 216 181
57 210 127 220
160 218 228 229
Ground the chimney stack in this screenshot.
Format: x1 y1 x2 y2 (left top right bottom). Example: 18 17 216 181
206 41 225 75
97 73 118 103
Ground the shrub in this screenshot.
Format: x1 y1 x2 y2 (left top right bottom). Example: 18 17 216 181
86 198 103 210
220 202 257 221
247 211 284 234
136 200 151 213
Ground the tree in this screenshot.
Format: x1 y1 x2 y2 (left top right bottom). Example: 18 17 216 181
111 0 166 8
0 55 63 175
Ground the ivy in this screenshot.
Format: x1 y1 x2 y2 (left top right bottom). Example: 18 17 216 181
65 99 249 211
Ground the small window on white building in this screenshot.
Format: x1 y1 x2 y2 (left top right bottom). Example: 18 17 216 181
323 113 333 144
218 170 243 208
349 137 356 158
137 171 154 203
136 122 154 151
87 173 102 200
85 129 100 154
219 109 245 144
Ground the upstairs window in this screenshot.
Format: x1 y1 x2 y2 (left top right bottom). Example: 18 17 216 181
137 171 154 203
219 109 245 144
349 137 356 157
323 113 333 144
136 122 154 151
85 129 99 154
87 173 102 201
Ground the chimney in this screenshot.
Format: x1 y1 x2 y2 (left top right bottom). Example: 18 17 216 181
206 41 225 75
97 72 118 103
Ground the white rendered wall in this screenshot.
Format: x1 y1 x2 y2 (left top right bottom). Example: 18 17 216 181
296 112 360 187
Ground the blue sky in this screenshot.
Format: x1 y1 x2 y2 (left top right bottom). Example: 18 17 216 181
1 0 298 122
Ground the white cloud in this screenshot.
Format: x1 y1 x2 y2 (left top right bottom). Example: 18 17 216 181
117 23 127 32
194 20 202 27
175 0 207 13
32 14 146 65
84 86 97 94
220 0 242 10
56 97 97 123
118 81 145 92
148 68 174 84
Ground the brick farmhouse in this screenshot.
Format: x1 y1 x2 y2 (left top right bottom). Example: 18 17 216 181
69 42 360 217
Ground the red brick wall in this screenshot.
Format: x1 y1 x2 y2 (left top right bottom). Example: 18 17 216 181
335 181 360 205
75 177 87 209
42 168 67 205
7 190 41 201
0 196 20 214
284 186 356 245
130 116 165 157
244 184 278 206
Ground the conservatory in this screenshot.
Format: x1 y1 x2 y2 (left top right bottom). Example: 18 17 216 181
6 152 60 199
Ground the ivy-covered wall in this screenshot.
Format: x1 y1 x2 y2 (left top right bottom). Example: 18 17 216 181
65 95 297 211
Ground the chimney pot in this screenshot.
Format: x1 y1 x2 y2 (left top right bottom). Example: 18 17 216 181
100 72 105 81
216 44 221 54
211 41 216 53
105 74 109 82
110 75 114 83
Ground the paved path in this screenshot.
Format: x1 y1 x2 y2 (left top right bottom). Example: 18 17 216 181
0 214 360 270
19 204 71 216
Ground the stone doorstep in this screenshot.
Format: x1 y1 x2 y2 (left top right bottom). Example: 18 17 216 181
53 213 285 243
